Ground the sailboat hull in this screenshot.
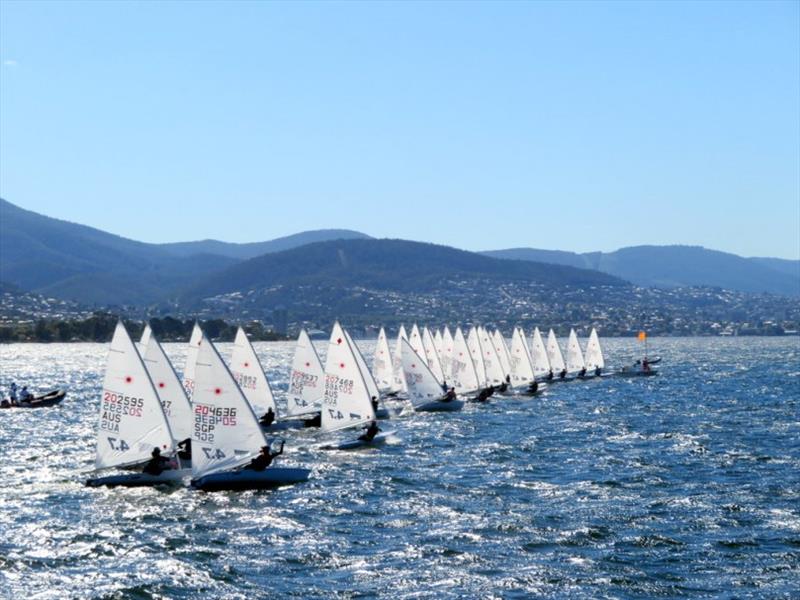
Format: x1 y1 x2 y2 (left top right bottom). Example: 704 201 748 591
322 430 397 450
190 467 311 491
85 468 190 488
414 399 464 412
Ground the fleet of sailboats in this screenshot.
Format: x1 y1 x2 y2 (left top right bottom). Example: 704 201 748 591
86 320 616 491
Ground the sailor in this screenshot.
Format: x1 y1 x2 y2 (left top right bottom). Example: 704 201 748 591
359 420 381 442
20 386 33 402
505 374 511 385
498 381 508 393
443 387 457 402
642 358 651 373
477 388 491 402
303 412 322 428
578 367 586 378
546 369 554 381
370 396 379 413
528 380 538 394
177 438 192 460
8 383 18 406
245 440 284 471
559 368 567 380
259 407 276 427
142 447 171 476
594 366 602 377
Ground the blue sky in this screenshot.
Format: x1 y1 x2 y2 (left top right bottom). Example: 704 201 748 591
1 1 798 258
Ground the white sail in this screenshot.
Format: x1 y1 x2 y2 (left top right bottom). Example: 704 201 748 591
392 325 409 392
492 329 512 378
400 337 446 409
139 323 152 348
584 328 605 371
230 326 277 418
566 328 585 373
441 326 454 378
450 327 480 394
286 329 325 417
95 321 174 470
433 329 444 360
408 324 426 365
509 327 535 386
467 327 487 387
191 334 268 479
372 327 395 392
182 322 203 399
322 323 375 432
422 326 446 385
142 330 193 443
530 327 551 378
480 327 505 385
546 329 566 373
344 328 381 402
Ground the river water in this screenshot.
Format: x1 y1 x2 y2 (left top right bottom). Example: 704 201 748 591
0 337 798 599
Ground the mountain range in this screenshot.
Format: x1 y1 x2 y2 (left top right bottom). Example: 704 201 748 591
1 199 797 310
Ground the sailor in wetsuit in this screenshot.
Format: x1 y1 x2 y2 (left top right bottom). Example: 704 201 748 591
443 387 457 402
528 380 538 394
371 396 379 413
359 420 381 442
545 369 554 382
559 368 567 380
245 440 284 471
177 438 192 461
578 367 587 378
594 366 602 377
259 407 276 427
143 447 172 476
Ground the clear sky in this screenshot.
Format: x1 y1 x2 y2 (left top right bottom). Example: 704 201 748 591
1 1 798 259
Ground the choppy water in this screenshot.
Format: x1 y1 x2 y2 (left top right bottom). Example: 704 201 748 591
0 337 798 599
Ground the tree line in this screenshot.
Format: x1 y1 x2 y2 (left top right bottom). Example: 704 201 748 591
0 313 290 343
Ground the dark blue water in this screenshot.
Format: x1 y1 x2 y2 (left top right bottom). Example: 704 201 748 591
1 337 798 598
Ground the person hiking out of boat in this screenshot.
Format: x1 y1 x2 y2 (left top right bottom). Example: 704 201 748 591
8 383 18 406
498 381 508 393
594 366 602 377
642 358 651 373
477 388 491 402
20 386 33 403
177 438 192 460
245 440 284 471
259 407 275 427
546 369 554 381
143 447 172 476
359 420 381 442
528 380 538 394
443 387 457 402
578 367 586 378
559 368 567 380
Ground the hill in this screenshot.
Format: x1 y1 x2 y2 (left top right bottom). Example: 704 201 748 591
482 245 800 296
157 229 372 259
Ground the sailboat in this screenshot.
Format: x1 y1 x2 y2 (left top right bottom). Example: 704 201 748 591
344 328 391 418
320 323 396 449
422 326 447 385
400 337 463 412
190 333 310 491
285 328 325 426
230 326 302 430
391 325 409 394
86 321 188 487
141 325 193 460
480 327 507 390
584 328 606 377
449 327 481 400
372 327 396 394
182 322 203 399
530 327 552 381
509 326 544 395
565 328 587 378
545 329 567 381
492 329 513 383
